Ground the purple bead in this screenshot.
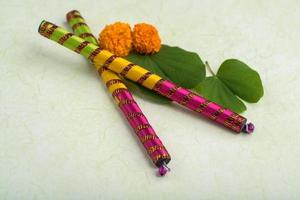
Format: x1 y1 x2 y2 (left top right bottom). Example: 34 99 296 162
158 166 168 176
246 123 255 134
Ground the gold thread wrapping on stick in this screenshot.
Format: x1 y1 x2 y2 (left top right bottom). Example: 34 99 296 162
123 65 149 82
93 50 115 70
142 74 162 89
166 86 180 98
46 25 59 39
66 10 82 21
102 55 119 68
154 154 170 163
134 124 152 133
58 33 73 44
111 88 128 97
140 135 158 143
126 112 144 120
79 32 96 40
137 72 152 84
38 21 50 37
153 79 164 91
118 99 136 106
196 100 211 113
72 22 88 30
39 21 58 38
180 92 195 106
98 66 109 76
108 83 127 94
105 79 124 88
68 14 84 21
210 108 225 120
74 41 90 53
120 63 136 77
88 48 102 61
148 145 164 154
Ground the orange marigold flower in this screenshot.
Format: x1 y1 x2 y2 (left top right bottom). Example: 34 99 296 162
98 22 132 57
132 23 161 54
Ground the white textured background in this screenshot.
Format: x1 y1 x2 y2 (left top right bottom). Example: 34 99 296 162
1 0 300 199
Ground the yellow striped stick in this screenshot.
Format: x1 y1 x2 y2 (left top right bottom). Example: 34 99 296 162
65 11 171 175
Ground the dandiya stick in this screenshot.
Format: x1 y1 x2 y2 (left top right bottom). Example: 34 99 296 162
38 20 255 134
59 13 171 176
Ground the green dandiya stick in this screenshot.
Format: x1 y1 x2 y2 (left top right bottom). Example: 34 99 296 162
38 21 95 58
66 11 98 44
38 20 254 134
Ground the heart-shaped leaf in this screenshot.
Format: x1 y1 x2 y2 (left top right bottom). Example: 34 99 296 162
150 45 206 88
193 76 246 113
217 59 264 103
125 45 205 104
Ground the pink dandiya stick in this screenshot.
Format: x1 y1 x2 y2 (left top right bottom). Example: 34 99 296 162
38 20 254 134
50 12 171 175
154 80 254 133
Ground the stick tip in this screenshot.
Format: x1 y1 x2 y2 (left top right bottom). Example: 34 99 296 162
157 162 170 176
38 20 46 33
242 122 255 134
66 10 81 22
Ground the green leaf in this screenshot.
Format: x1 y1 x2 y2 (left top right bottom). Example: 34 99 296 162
193 76 246 113
125 44 205 104
150 45 206 88
217 59 264 103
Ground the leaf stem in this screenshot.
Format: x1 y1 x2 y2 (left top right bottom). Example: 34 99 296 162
205 61 216 76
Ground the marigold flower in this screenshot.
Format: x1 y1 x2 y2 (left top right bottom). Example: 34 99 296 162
132 23 161 54
98 22 132 57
